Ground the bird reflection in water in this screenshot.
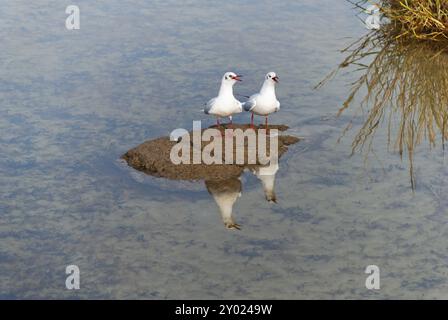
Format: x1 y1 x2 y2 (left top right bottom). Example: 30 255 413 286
205 177 242 230
205 161 279 230
251 162 278 204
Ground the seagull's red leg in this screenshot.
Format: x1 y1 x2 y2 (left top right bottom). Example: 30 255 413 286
250 113 254 129
216 117 224 136
224 116 234 138
265 116 269 134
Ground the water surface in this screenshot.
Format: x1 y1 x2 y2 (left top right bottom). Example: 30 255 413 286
1 0 448 299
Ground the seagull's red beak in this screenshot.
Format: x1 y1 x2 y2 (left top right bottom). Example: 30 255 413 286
273 76 279 83
232 75 242 81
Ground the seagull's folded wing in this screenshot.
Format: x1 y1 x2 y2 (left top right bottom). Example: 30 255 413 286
204 97 217 114
243 99 256 112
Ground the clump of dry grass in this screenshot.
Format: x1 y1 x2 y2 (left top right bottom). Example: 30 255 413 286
317 0 448 189
344 35 448 188
352 0 448 41
381 0 448 41
317 5 448 188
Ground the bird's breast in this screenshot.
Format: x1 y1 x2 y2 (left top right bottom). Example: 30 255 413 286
209 97 241 116
252 97 279 115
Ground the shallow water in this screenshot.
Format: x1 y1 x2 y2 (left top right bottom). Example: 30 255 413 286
2 0 448 299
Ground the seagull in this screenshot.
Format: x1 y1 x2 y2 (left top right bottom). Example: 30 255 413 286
204 72 243 128
243 72 280 130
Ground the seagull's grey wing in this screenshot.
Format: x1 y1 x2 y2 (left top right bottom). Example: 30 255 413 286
243 96 257 112
275 100 280 112
204 97 216 114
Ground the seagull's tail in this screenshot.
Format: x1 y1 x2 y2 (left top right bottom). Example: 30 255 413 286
203 101 212 115
243 101 255 112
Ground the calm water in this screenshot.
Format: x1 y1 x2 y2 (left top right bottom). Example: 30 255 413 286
2 0 448 299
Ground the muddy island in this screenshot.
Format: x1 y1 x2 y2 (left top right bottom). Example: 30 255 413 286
122 124 300 181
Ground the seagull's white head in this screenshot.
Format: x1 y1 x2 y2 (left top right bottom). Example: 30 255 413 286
266 72 279 84
222 72 242 84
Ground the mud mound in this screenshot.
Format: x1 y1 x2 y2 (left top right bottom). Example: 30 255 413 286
122 124 300 181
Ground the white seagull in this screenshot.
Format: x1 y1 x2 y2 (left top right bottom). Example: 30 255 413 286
243 72 280 130
204 72 243 128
